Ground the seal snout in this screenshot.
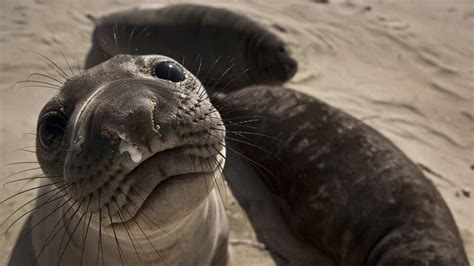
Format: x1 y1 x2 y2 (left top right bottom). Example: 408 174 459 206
283 57 298 79
35 55 227 226
257 40 298 83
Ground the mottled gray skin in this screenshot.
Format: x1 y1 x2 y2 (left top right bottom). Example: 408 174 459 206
217 85 469 266
9 55 229 266
85 4 298 92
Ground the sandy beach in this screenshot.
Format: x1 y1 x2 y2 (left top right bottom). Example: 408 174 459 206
0 0 472 264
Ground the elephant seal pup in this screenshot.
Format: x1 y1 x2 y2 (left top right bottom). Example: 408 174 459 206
8 55 229 266
85 4 298 92
217 85 469 266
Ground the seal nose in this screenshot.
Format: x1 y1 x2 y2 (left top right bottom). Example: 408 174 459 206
284 58 298 79
92 80 179 149
64 79 179 186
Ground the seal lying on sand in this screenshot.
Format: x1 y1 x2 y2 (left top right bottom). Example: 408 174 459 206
85 4 298 92
7 3 468 266
218 86 469 266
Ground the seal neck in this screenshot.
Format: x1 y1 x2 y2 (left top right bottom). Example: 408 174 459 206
32 186 229 265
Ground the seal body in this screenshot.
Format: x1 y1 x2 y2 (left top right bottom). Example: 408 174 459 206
9 54 229 266
217 85 469 266
85 4 298 92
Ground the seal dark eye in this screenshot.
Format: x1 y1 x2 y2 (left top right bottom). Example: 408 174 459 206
38 113 67 150
153 61 185 82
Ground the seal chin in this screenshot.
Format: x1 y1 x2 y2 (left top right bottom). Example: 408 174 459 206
106 140 226 225
63 119 226 225
118 145 226 227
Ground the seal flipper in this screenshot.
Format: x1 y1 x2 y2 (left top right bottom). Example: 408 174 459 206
8 216 38 266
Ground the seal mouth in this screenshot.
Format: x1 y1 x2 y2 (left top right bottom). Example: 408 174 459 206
97 136 225 224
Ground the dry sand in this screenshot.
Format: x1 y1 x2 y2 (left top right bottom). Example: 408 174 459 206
0 0 472 265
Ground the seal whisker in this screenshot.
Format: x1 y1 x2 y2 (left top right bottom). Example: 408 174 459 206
127 190 169 237
53 199 84 258
34 53 70 81
219 66 253 92
195 82 210 103
219 115 269 122
208 63 236 95
135 26 150 45
79 211 93 266
120 210 148 264
215 96 272 113
220 118 262 126
3 161 39 167
112 22 120 55
190 152 210 198
224 129 260 144
180 56 185 71
127 26 138 54
23 132 36 137
15 145 36 151
216 122 265 132
209 140 279 190
106 204 126 266
205 149 228 207
96 192 105 266
2 166 44 181
13 148 36 154
15 195 72 245
57 198 91 266
223 135 287 167
19 196 73 262
3 175 61 187
0 181 63 205
0 182 67 227
197 82 211 104
15 84 60 91
198 55 222 84
121 203 165 264
75 58 83 76
36 185 89 259
210 86 273 110
212 94 269 112
114 202 144 266
194 54 203 80
217 128 281 142
202 157 226 209
27 73 64 85
13 79 62 89
2 183 69 231
59 50 76 77
97 39 114 63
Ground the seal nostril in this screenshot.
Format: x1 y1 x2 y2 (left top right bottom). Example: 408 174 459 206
284 60 297 73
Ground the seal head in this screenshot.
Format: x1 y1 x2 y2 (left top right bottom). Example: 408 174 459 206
256 36 298 83
36 54 226 226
